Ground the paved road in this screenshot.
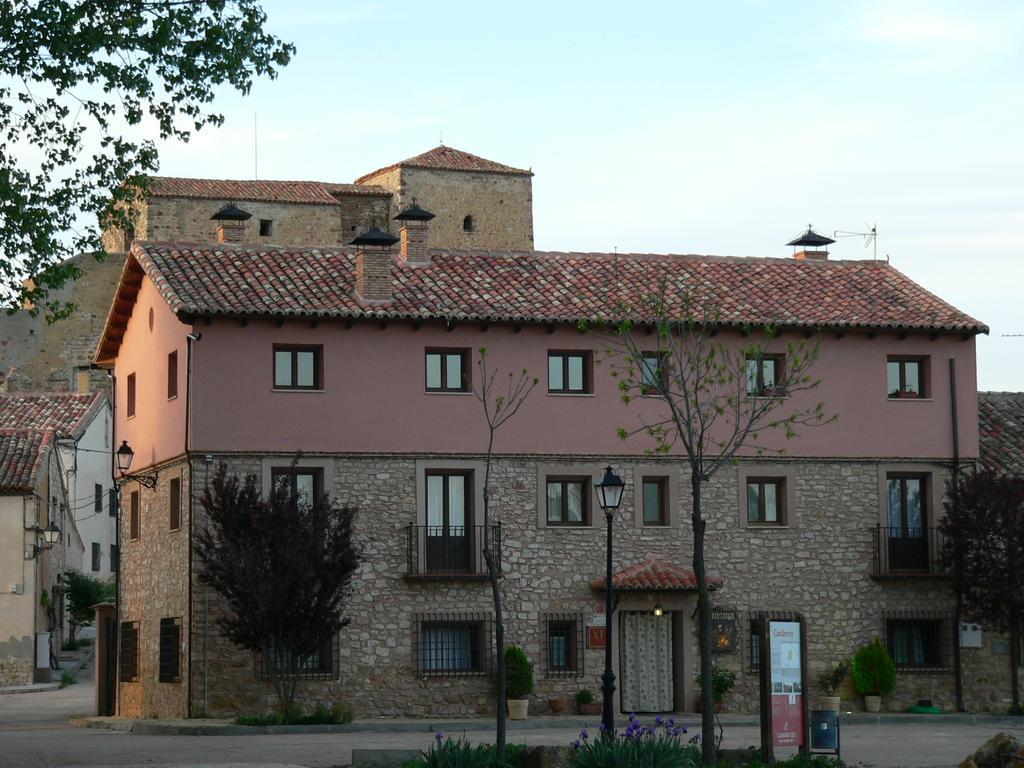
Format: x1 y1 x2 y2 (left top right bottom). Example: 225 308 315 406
1 672 1021 767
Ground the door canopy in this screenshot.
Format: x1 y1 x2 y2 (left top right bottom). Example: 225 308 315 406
590 557 722 592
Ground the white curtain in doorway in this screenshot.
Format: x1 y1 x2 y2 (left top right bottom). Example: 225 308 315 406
620 611 674 712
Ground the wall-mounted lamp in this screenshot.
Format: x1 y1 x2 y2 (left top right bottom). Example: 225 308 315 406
28 521 60 559
116 440 157 488
653 602 664 618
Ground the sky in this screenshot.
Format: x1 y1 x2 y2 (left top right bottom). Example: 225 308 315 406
150 0 1024 391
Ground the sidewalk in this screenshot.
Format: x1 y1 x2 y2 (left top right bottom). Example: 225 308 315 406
70 711 1024 737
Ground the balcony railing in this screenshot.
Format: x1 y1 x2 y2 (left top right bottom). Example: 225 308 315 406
406 524 501 580
872 526 947 578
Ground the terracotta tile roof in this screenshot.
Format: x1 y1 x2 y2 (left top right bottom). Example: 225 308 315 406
0 429 54 493
979 392 1024 476
590 558 722 591
0 392 105 440
144 177 391 205
354 145 531 183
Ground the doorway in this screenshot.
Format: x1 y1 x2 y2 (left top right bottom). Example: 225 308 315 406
619 610 677 712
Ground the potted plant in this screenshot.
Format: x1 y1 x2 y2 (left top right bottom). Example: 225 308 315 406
547 695 568 715
575 689 602 716
851 639 895 712
816 660 848 711
695 664 737 712
505 645 533 721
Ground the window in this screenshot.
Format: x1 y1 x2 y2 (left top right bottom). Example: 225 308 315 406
886 617 947 671
273 345 322 390
463 215 475 233
108 488 117 518
119 621 139 682
129 491 140 540
169 477 181 531
167 351 178 399
746 354 783 396
749 619 762 673
425 349 470 392
424 470 473 572
887 357 927 398
126 373 136 417
546 476 589 525
642 477 668 525
110 544 118 572
159 617 181 683
415 613 492 676
91 542 101 572
548 351 592 394
544 614 584 677
259 219 273 237
271 467 323 510
746 478 786 525
886 475 927 533
640 352 666 393
94 483 103 514
258 638 336 679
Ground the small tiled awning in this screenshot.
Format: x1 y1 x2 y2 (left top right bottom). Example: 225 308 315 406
590 558 722 592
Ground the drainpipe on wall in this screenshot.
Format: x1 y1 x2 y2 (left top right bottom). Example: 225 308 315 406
184 330 200 717
949 357 965 712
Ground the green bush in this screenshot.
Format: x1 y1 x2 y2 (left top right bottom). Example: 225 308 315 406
504 645 533 699
695 664 737 703
59 670 77 688
851 639 896 697
235 700 353 726
407 736 525 768
575 690 593 705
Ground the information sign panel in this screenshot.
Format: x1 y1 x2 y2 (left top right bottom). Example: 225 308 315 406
769 621 803 747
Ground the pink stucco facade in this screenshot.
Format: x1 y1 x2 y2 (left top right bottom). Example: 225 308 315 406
114 274 979 468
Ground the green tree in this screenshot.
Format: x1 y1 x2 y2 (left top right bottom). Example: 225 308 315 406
64 570 113 643
0 0 293 318
603 285 832 766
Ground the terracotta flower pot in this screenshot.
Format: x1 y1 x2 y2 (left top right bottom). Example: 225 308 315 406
578 702 603 716
864 695 881 713
508 699 529 720
548 697 568 715
818 695 841 712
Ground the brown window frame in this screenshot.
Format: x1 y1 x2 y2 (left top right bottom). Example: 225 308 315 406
272 345 323 391
424 348 471 393
887 356 928 399
126 372 136 418
159 617 182 683
271 466 324 507
545 476 590 526
119 621 139 682
548 350 593 394
641 476 669 526
169 476 181 532
167 351 178 400
886 473 929 530
639 351 667 394
885 615 949 673
746 477 786 525
414 613 493 677
543 614 585 677
129 490 140 540
745 354 785 397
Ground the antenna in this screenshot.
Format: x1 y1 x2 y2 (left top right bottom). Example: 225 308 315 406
253 112 258 180
833 223 878 260
439 129 444 146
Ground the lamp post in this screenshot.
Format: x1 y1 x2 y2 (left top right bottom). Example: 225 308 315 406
594 465 624 737
115 440 156 488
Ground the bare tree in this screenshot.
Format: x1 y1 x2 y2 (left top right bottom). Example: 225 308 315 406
196 462 359 719
473 347 537 763
601 286 832 765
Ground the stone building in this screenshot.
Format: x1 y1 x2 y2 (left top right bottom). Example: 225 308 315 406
94 214 1018 721
2 145 532 393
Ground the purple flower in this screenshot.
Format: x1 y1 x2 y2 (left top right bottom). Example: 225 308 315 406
667 717 675 727
580 729 589 740
572 740 582 750
598 722 607 733
655 715 664 726
435 732 444 741
681 726 688 734
629 712 639 723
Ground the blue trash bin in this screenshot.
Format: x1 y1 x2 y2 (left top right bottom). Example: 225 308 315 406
810 709 839 753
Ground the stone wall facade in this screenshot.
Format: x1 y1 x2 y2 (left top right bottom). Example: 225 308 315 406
117 456 190 718
118 451 1023 720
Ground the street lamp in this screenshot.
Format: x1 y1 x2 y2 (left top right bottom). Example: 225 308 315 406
594 465 624 737
29 521 61 558
115 440 156 488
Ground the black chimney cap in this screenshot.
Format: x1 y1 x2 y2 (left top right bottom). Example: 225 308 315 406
211 203 252 222
787 226 835 248
349 226 400 248
394 201 436 222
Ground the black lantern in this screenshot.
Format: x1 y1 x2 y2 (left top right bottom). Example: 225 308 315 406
41 521 60 545
595 466 625 512
115 440 134 474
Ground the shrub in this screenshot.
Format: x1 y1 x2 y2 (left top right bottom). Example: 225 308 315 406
851 639 896 697
504 645 533 699
817 660 848 696
570 715 697 768
59 670 76 688
695 664 737 703
234 700 353 726
407 736 525 768
575 690 593 705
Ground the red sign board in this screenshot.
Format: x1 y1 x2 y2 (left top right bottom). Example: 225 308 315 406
769 621 803 747
588 626 607 649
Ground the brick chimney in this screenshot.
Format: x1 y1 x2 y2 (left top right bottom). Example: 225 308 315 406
787 225 834 261
350 227 400 302
393 200 436 265
211 203 252 244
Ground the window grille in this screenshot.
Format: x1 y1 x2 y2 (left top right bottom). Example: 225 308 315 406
255 634 338 681
159 617 181 683
542 612 585 678
883 611 953 673
414 612 493 677
119 621 139 682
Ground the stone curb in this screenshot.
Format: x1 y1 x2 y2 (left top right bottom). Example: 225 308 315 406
69 712 1024 736
0 683 61 695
